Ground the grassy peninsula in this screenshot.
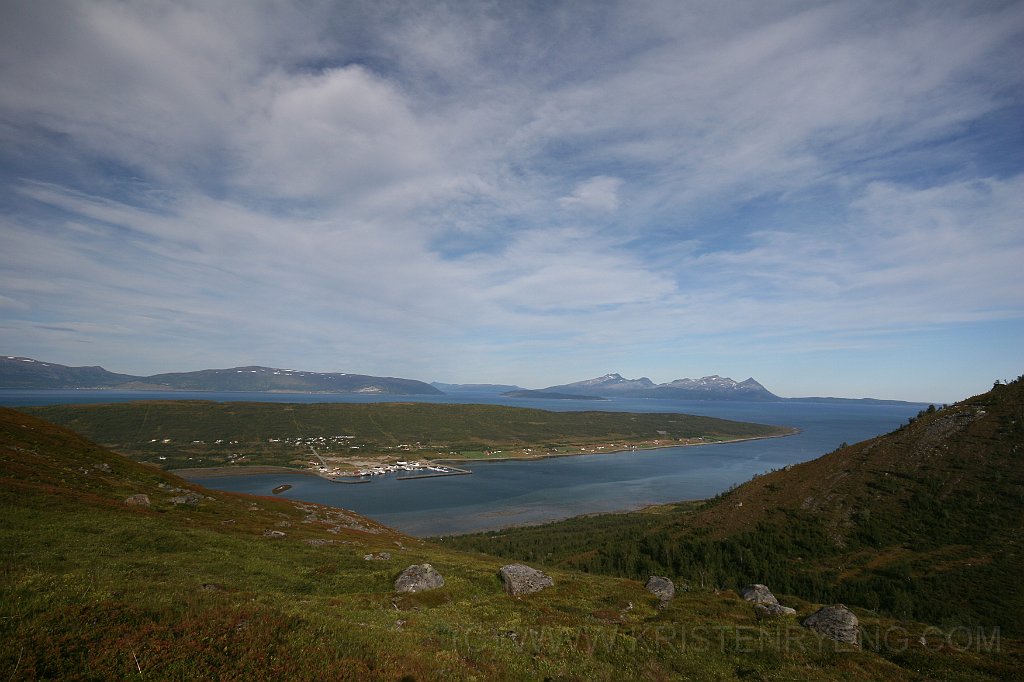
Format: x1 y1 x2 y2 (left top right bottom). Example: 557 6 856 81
21 401 793 474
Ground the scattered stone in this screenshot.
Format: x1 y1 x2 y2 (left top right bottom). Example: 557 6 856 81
200 583 223 591
263 530 286 538
645 576 676 601
169 492 203 506
741 584 781 606
94 462 112 473
124 494 151 507
803 604 860 647
754 603 797 620
498 564 553 596
305 538 334 546
363 552 391 561
221 519 235 525
394 564 445 593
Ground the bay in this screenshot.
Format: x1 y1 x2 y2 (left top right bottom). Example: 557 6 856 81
1 389 928 536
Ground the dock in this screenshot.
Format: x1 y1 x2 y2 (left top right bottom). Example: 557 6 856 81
396 465 472 480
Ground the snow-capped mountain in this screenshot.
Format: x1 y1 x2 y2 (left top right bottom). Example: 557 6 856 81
542 373 779 401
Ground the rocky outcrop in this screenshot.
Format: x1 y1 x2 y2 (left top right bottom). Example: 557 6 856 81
394 564 445 593
803 605 860 646
498 564 553 596
645 576 675 601
124 494 150 506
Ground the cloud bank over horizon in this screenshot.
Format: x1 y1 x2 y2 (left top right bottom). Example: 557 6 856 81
1 1 1022 402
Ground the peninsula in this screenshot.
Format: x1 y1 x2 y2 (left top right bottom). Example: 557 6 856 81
22 401 794 478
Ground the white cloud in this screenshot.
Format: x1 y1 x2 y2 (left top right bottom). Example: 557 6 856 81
1 1 1022 396
558 176 623 212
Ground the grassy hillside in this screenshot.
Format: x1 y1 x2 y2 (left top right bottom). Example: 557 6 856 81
443 378 1024 643
21 401 791 470
3 407 1019 679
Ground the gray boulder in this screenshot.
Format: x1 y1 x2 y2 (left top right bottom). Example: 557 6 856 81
124 494 151 507
394 564 445 593
645 576 675 601
803 604 860 647
169 492 203 506
741 584 780 606
499 564 553 596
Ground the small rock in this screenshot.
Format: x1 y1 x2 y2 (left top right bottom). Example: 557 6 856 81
645 576 676 601
394 564 445 593
200 583 223 591
498 564 553 596
169 492 203 506
95 463 112 473
803 604 860 647
263 530 286 538
124 494 151 507
363 552 392 561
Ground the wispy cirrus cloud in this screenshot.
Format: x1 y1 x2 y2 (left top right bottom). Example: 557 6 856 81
1 0 1022 400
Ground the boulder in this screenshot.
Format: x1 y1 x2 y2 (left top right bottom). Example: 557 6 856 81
169 492 203 506
741 584 780 606
124 494 151 507
498 564 553 596
645 576 675 601
803 605 860 647
754 603 797 620
394 564 445 593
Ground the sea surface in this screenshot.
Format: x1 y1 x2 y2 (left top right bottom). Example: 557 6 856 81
1 389 928 536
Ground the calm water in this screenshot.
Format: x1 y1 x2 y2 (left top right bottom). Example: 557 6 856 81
2 389 926 536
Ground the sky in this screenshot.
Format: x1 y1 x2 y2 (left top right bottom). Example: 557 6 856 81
1 1 1022 403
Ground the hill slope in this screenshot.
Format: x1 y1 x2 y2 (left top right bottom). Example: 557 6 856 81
446 378 1024 640
3 407 1019 679
0 355 138 388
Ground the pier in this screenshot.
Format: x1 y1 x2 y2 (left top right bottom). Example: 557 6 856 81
397 465 472 480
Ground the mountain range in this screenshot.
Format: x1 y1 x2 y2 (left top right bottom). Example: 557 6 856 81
2 356 920 403
0 356 441 395
542 372 780 401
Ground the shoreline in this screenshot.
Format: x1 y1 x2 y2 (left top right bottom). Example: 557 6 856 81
173 429 797 479
432 428 797 464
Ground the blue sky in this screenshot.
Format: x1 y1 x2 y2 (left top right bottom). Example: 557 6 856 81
1 1 1022 403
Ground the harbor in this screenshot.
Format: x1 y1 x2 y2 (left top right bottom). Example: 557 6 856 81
321 460 472 482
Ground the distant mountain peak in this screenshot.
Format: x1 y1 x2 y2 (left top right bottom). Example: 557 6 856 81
543 372 778 401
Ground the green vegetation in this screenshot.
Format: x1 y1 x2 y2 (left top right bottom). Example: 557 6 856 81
2 406 1020 680
442 377 1024 641
21 401 792 470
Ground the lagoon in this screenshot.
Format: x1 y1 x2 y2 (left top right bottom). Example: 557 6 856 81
1 389 927 536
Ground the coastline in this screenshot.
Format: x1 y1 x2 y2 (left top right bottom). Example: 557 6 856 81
173 428 798 479
173 465 322 479
431 428 798 465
